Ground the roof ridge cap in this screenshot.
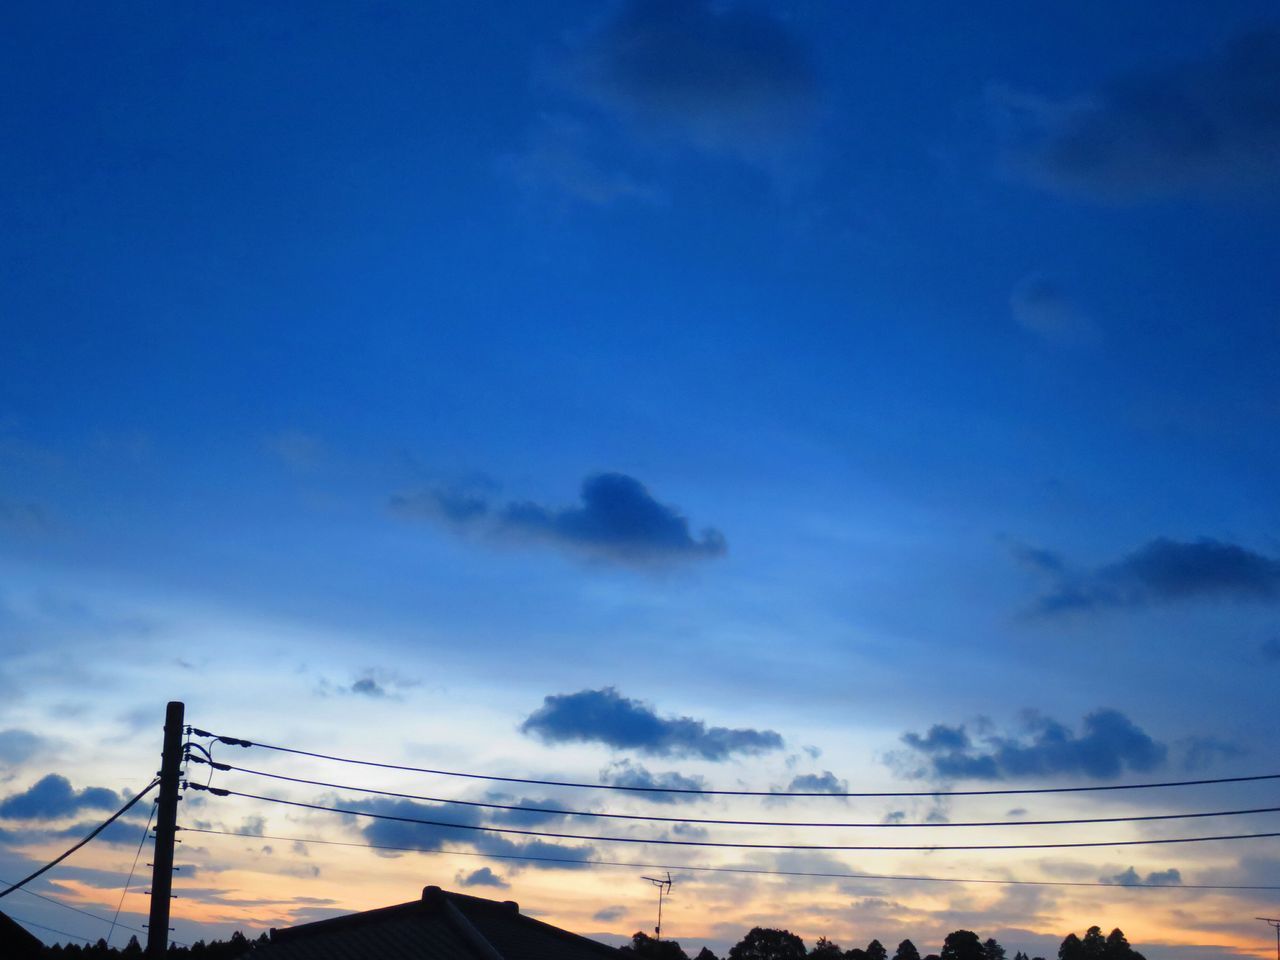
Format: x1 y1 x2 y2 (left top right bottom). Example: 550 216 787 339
443 895 507 960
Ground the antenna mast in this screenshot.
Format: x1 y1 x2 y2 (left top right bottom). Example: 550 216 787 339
642 872 673 942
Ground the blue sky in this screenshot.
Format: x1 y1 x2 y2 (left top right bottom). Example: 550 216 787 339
2 2 1279 958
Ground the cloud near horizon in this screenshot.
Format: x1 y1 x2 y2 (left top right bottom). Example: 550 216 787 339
1006 25 1280 200
897 708 1167 781
521 687 783 760
393 472 726 565
1016 537 1280 615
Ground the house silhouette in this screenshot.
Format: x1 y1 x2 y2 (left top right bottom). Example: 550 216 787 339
249 885 624 960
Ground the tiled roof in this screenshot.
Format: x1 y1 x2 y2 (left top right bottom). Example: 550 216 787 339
250 886 624 960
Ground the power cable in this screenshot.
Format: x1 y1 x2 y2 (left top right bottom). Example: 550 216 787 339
185 784 1280 852
7 912 95 944
183 825 1280 891
0 879 148 936
197 759 1280 830
0 779 161 900
108 798 157 946
188 728 1280 798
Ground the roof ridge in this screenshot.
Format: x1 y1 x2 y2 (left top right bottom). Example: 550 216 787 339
443 895 507 960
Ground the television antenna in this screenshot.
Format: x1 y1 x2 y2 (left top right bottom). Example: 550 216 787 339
1258 918 1280 960
643 872 673 941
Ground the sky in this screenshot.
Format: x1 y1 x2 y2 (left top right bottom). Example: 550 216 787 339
1 1 1279 957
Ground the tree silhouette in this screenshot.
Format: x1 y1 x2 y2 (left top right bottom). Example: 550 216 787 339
983 939 1005 960
940 931 986 960
1081 927 1105 960
867 940 888 960
697 948 721 960
894 941 921 960
729 928 807 960
811 938 843 960
1058 934 1083 960
624 932 690 960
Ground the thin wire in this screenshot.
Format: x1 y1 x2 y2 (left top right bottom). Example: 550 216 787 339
206 760 1280 830
185 785 1280 852
6 912 95 944
189 728 1280 798
0 879 148 936
0 779 161 899
183 826 1280 891
107 799 157 947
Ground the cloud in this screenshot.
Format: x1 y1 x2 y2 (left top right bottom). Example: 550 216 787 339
593 905 628 923
566 0 818 158
456 867 510 889
1103 866 1183 886
785 771 848 794
394 472 726 565
1009 275 1097 344
520 687 782 760
1019 537 1280 615
1177 735 1245 772
0 774 122 820
351 676 385 698
0 729 47 765
598 760 708 803
896 709 1167 781
1005 26 1280 200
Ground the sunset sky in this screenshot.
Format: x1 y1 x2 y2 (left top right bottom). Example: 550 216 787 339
2 2 1280 959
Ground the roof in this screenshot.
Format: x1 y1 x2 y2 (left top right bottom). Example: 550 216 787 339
249 885 625 960
0 909 46 960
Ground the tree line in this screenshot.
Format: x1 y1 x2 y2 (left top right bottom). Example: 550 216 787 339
619 923 1147 960
30 923 1147 960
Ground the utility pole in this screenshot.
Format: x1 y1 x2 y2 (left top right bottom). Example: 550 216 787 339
1258 918 1280 960
642 872 673 942
147 701 185 958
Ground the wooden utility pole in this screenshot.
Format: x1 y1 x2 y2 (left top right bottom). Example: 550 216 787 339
147 701 185 958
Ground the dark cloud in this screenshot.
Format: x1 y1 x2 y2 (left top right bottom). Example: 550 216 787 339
593 905 628 923
785 771 848 794
0 729 47 765
456 867 509 889
351 677 385 698
1103 866 1183 886
1007 26 1280 200
897 709 1167 781
1009 275 1097 344
0 774 122 820
1019 537 1280 615
598 760 707 803
352 797 595 867
394 472 725 565
520 687 782 760
568 0 817 157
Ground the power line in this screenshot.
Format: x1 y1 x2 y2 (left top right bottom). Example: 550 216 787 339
185 784 1280 852
200 759 1280 830
7 912 96 944
0 779 161 900
188 728 1280 798
183 825 1280 891
0 879 148 936
108 799 157 947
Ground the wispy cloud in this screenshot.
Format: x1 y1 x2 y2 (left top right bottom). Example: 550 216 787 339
1000 26 1280 200
566 0 818 160
521 687 782 761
